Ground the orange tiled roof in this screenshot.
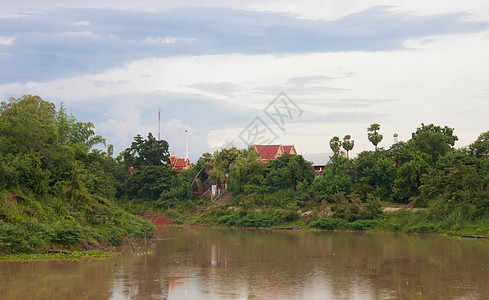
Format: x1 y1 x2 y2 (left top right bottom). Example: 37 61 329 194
168 152 191 170
254 145 282 161
283 145 294 153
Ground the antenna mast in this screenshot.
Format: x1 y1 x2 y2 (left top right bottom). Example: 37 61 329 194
185 130 189 160
158 107 161 141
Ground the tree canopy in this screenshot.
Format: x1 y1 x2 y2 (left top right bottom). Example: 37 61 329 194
367 123 383 150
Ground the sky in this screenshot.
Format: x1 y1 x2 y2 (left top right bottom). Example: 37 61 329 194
1 1 489 163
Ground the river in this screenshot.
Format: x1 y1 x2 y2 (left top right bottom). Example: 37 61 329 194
1 227 489 299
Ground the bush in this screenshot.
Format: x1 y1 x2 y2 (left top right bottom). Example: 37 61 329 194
105 226 127 245
218 209 285 228
0 221 49 253
407 222 437 233
52 220 82 246
310 217 347 230
350 219 380 230
331 192 383 221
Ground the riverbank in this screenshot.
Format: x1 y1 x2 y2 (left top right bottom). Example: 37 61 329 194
152 204 489 238
0 250 118 262
0 190 155 255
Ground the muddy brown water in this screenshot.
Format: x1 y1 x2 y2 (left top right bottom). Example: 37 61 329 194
1 227 489 299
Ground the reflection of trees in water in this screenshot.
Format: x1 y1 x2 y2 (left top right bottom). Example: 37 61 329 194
3 228 489 299
107 232 172 299
156 228 489 299
0 259 116 300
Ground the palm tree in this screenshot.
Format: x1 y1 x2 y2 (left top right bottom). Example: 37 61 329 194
368 123 383 150
342 135 354 158
330 136 341 154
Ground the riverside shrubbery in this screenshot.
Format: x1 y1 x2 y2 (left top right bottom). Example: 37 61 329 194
0 96 154 254
310 217 380 231
0 194 153 253
217 208 298 228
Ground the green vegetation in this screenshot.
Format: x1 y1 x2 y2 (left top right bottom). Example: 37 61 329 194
0 95 153 254
3 94 489 254
153 122 489 237
0 250 117 262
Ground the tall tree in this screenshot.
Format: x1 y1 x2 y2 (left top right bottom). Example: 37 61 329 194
342 135 355 158
330 136 341 154
121 133 170 167
329 136 345 175
0 95 57 156
368 123 383 150
410 123 457 165
469 131 489 158
118 133 173 201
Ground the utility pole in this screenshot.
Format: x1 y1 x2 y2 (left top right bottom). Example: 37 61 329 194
185 130 188 160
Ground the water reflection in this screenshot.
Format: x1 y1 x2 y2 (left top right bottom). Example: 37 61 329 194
1 227 489 299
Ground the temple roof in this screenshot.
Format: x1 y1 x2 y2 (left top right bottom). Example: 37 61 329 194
254 145 283 161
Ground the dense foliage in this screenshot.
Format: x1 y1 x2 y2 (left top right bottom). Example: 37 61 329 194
314 123 489 231
0 96 153 253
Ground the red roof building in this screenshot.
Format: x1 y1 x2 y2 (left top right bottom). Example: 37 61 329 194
254 145 297 162
169 152 192 170
282 145 297 155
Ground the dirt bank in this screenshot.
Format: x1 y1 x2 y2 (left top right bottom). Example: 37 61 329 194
140 214 174 226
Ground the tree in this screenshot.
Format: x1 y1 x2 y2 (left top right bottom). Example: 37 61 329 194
353 150 397 201
342 135 355 158
367 123 383 150
410 123 458 165
209 147 245 187
392 152 429 203
257 154 314 193
228 155 268 194
330 136 341 154
118 133 173 201
121 133 169 167
329 136 345 175
0 95 107 192
469 131 489 158
0 95 57 156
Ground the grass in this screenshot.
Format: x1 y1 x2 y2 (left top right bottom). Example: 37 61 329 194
0 250 118 262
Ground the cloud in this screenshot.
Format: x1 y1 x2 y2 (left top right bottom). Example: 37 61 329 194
0 36 14 45
302 98 395 108
254 84 347 96
0 6 487 83
188 82 240 96
68 91 257 129
286 73 355 86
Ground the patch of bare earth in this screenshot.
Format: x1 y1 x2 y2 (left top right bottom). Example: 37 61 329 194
140 214 174 226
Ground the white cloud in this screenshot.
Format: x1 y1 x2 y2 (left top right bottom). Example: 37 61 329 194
0 36 14 45
74 21 90 26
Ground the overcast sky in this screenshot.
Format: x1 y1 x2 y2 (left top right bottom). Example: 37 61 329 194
2 1 489 162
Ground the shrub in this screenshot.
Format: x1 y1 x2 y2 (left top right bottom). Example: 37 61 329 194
0 221 49 253
52 220 82 246
350 219 380 230
218 209 285 228
331 192 383 221
407 222 437 233
310 217 347 230
105 226 127 245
